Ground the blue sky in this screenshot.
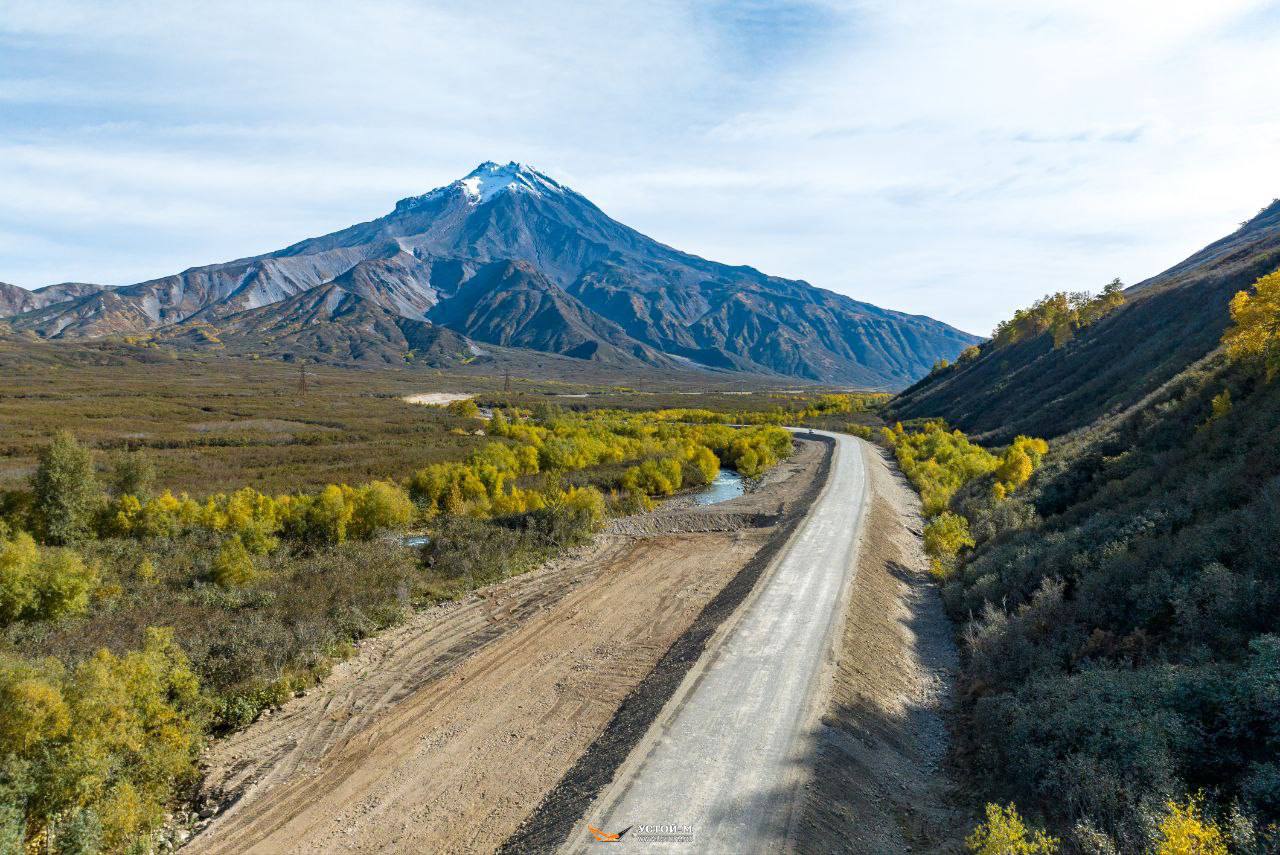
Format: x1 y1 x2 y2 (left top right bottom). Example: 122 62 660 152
3 0 1280 334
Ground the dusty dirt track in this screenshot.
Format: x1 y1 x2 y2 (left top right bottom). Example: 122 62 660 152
188 441 826 854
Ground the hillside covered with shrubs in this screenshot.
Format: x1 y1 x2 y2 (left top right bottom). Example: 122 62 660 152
898 263 1280 852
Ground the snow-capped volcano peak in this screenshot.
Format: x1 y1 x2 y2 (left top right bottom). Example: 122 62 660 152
394 161 566 213
458 161 563 203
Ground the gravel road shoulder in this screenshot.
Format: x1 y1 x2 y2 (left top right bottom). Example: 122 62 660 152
792 442 963 854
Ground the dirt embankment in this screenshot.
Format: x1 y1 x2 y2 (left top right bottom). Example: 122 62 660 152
186 439 828 855
793 443 963 854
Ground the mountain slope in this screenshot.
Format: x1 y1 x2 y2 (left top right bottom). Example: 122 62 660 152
6 161 979 386
167 283 472 367
426 260 672 364
0 282 110 319
892 200 1280 439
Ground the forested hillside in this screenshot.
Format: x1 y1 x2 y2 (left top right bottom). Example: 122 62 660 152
893 241 1280 850
893 200 1280 442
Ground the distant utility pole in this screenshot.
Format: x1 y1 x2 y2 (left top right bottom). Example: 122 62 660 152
298 361 308 393
503 368 512 394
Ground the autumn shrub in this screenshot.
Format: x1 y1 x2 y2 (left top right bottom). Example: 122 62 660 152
348 481 415 540
444 398 480 418
1153 796 1228 855
0 532 96 626
282 484 352 545
210 536 256 587
1223 268 1280 379
991 280 1125 350
0 628 204 851
923 511 974 579
994 436 1048 499
966 803 1058 854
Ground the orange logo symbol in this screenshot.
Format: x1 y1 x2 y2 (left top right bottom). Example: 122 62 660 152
588 824 632 843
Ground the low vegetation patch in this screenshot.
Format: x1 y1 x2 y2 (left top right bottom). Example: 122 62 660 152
877 420 1046 578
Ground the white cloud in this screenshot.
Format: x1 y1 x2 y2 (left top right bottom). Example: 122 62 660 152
2 0 1279 332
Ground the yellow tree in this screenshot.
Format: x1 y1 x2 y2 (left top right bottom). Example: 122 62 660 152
1223 269 1280 379
966 803 1058 854
1153 797 1228 855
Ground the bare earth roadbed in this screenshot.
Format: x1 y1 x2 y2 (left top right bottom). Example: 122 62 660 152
188 441 826 854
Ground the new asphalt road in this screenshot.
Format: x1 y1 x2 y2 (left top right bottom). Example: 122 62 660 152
563 430 871 853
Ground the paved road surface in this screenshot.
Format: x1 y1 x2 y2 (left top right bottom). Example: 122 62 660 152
562 431 870 854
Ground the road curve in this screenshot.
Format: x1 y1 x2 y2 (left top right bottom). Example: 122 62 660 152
561 430 870 854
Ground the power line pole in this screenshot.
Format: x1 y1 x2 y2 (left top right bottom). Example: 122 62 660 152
298 361 308 393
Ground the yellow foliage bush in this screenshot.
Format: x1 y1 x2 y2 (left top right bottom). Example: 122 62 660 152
966 803 1058 854
880 421 1000 515
0 628 204 851
923 511 975 579
1209 389 1232 422
445 398 480 418
1153 797 1228 855
992 281 1124 350
0 531 96 626
211 535 256 587
994 437 1047 498
1223 268 1280 380
348 480 415 540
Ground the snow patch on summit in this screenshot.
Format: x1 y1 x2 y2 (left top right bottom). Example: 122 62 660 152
458 161 563 203
393 161 567 214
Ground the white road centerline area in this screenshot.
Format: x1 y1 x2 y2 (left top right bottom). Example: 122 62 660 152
563 431 870 854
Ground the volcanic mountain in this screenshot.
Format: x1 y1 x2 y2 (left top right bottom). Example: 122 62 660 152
4 162 979 386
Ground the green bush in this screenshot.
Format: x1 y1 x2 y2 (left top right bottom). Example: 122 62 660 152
32 431 99 546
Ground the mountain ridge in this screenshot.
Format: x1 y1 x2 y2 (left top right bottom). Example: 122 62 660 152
4 161 979 387
892 197 1280 438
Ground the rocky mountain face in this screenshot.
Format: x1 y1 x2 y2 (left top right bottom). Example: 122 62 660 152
5 161 979 386
0 282 110 318
892 199 1280 439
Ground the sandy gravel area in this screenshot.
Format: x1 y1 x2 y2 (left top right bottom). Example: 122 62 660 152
189 533 769 854
793 443 962 854
401 392 475 405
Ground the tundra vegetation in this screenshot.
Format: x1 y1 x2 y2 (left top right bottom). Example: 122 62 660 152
0 373 829 852
888 270 1280 853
